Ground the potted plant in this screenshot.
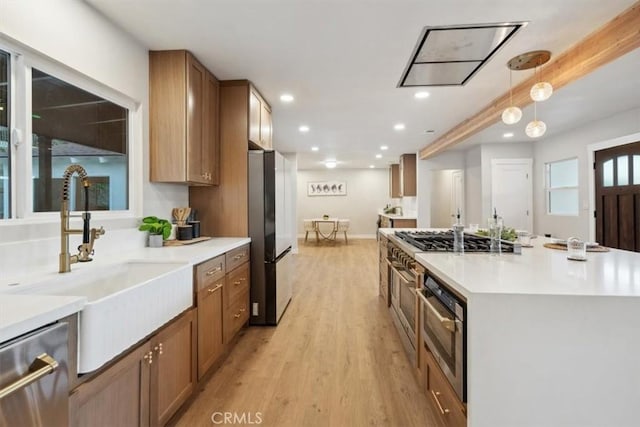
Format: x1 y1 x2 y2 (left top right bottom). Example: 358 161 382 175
138 216 172 247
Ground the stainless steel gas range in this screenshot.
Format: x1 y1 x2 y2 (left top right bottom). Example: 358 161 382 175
385 229 506 404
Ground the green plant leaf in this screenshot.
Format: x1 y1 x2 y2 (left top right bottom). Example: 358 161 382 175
142 216 158 224
162 223 172 240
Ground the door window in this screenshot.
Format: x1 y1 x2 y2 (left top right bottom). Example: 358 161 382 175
546 158 579 215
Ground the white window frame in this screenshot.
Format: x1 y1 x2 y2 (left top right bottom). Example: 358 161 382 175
0 36 141 224
545 157 579 217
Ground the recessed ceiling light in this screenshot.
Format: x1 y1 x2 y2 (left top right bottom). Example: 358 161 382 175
503 132 514 138
375 154 382 159
325 161 337 169
280 94 294 102
299 125 309 133
311 146 319 151
380 145 388 150
414 91 430 99
369 165 375 169
394 123 406 131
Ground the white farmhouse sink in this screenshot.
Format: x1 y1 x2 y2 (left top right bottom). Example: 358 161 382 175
9 261 192 373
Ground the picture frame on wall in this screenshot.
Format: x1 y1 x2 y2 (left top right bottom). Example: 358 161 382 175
307 181 347 196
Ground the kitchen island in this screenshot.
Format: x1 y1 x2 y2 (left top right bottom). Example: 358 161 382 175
401 231 640 427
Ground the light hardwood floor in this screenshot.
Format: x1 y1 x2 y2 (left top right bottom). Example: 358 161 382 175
175 239 443 427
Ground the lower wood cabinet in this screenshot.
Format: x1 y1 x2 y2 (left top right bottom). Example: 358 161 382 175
420 341 467 427
196 280 224 379
69 309 196 427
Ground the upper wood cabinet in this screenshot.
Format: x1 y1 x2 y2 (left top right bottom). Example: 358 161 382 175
389 164 401 198
399 153 417 197
150 50 219 185
249 87 272 150
190 80 272 237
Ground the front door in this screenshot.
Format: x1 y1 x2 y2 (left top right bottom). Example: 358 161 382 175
595 141 640 252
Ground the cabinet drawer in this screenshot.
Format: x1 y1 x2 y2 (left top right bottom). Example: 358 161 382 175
226 244 249 272
421 343 467 427
225 263 250 308
224 290 249 342
195 255 225 291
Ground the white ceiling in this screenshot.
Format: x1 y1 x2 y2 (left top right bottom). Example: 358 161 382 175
86 0 640 169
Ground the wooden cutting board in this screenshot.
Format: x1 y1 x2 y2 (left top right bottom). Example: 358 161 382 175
163 236 211 246
543 243 610 252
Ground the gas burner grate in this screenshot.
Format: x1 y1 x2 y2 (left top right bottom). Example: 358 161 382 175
394 230 514 253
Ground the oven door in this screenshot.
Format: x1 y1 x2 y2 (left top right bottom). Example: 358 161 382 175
418 288 464 401
390 264 416 348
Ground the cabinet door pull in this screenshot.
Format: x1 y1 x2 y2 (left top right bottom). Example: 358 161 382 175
207 283 222 293
233 280 241 286
234 313 241 318
239 308 246 313
154 343 163 356
430 390 450 415
143 351 153 365
233 253 245 260
206 265 222 276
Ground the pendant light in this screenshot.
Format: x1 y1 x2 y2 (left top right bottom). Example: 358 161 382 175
530 62 553 102
501 69 522 124
525 101 546 138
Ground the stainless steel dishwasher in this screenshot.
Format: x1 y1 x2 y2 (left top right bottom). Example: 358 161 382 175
0 322 69 427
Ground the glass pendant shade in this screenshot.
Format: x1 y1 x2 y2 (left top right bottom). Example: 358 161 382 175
530 81 553 101
525 119 547 138
502 106 522 124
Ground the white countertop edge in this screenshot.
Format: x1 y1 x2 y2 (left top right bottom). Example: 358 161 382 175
0 295 87 344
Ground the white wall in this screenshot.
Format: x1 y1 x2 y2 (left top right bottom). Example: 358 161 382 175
533 107 640 239
416 151 465 227
0 0 187 274
465 146 482 226
296 168 388 237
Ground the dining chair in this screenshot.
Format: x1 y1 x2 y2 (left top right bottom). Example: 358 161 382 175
337 219 350 244
303 220 315 242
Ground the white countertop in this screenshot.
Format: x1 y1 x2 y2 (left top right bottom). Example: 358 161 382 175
377 211 417 220
415 238 640 298
0 237 250 344
0 294 86 343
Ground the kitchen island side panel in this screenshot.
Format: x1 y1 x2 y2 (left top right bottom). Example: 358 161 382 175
467 293 640 427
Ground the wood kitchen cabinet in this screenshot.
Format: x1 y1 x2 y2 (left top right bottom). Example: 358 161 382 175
223 245 250 343
190 80 272 237
69 309 196 427
420 342 467 427
150 50 219 185
195 255 225 379
399 153 417 197
249 87 272 150
379 235 390 305
389 164 401 198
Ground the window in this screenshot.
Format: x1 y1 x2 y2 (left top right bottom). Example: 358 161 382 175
546 158 579 216
1 50 9 219
31 69 128 212
0 43 131 220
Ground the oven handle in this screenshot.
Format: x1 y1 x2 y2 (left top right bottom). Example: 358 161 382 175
390 264 414 285
417 289 457 333
0 353 58 399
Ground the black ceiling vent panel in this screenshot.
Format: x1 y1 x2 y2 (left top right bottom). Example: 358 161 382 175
398 22 526 87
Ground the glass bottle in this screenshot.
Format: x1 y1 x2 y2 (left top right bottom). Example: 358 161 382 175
452 209 464 255
488 209 503 255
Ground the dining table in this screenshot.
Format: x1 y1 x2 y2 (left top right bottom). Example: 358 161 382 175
307 218 340 243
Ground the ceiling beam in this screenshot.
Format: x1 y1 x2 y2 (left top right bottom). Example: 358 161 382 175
419 1 640 160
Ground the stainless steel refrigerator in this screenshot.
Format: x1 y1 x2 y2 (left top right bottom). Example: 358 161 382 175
248 150 293 325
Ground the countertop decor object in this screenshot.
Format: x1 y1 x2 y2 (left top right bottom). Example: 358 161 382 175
138 216 172 247
172 207 191 226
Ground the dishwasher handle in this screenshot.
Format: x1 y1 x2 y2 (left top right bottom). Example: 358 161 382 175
0 353 58 400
